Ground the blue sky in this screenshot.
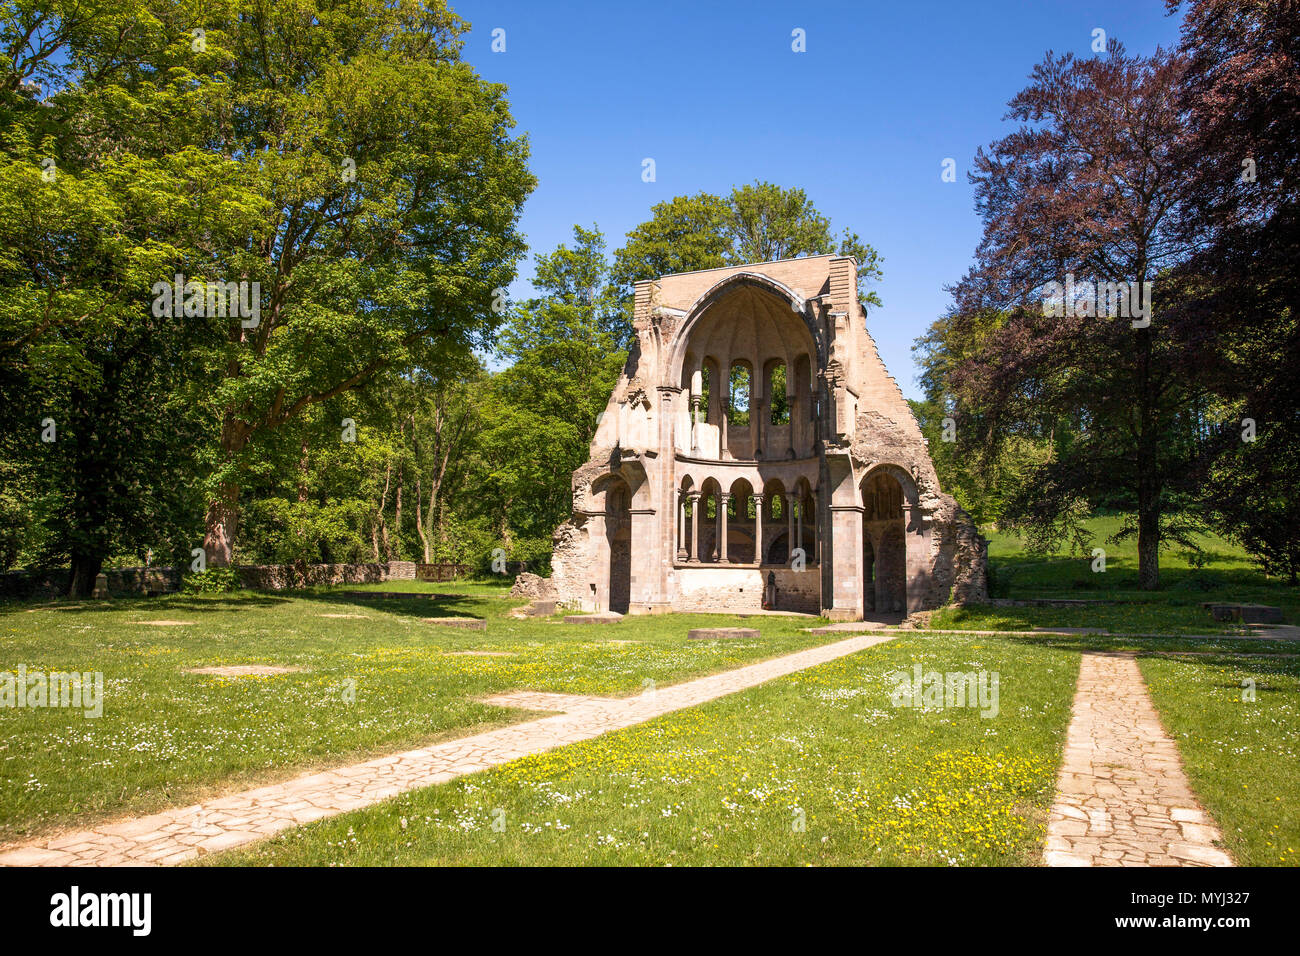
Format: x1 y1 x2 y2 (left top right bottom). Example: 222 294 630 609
455 0 1185 399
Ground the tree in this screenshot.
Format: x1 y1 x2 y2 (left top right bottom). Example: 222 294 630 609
611 182 883 308
610 192 731 295
484 226 627 559
940 42 1204 589
1168 0 1300 580
0 1 246 592
187 1 535 565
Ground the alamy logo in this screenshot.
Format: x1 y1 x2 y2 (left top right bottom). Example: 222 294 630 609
887 663 999 718
1 666 103 717
50 886 151 936
1041 273 1153 329
151 274 261 328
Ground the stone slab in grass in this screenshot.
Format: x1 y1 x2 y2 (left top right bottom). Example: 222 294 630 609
420 617 487 630
563 612 623 624
186 665 308 677
1204 603 1284 625
688 627 760 640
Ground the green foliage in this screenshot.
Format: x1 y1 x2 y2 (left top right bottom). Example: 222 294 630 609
610 182 882 308
181 567 241 594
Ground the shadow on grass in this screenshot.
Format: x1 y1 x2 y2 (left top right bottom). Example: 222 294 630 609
2 593 293 613
290 588 496 622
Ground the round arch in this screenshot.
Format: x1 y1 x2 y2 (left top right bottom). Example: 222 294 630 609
667 272 823 386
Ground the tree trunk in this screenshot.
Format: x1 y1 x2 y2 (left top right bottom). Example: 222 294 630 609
415 475 430 563
203 415 251 567
1136 492 1160 590
67 550 103 598
393 464 403 560
203 481 241 568
1135 324 1160 591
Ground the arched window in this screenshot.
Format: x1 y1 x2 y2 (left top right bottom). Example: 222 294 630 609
728 363 750 426
768 363 790 425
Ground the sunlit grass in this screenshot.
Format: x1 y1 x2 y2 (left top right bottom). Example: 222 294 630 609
211 633 1079 867
1139 652 1300 866
0 582 829 842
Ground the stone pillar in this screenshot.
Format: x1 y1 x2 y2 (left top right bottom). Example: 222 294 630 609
676 491 687 562
786 492 795 564
753 493 765 566
751 374 762 458
787 381 798 457
689 492 701 562
796 496 804 557
718 492 730 563
808 491 818 562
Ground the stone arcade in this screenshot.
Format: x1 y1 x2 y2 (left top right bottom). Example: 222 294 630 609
528 255 987 620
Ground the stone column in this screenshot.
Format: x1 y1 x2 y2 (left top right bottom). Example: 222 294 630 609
718 492 730 563
808 491 818 562
786 492 795 564
753 493 765 566
787 382 798 457
689 492 701 562
796 495 804 557
676 491 687 562
751 374 762 458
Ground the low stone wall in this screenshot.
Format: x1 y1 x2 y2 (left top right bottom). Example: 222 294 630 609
671 566 821 614
1 566 183 600
234 560 416 591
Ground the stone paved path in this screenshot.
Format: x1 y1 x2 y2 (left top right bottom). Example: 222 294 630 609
0 633 895 867
1044 651 1233 867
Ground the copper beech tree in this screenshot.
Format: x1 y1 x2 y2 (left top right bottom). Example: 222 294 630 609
936 41 1207 590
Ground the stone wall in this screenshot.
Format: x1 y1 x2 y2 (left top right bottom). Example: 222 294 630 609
669 566 820 614
234 560 416 591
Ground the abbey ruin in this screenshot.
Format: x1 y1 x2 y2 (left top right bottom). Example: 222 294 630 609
528 255 987 620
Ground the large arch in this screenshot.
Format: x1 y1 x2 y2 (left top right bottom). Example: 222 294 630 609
591 474 632 613
667 272 823 385
668 274 822 462
858 464 926 616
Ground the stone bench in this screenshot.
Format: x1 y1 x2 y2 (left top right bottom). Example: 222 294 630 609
420 617 487 630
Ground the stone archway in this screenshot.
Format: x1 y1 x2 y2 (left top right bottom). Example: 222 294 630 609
599 478 632 613
861 470 908 615
874 524 907 613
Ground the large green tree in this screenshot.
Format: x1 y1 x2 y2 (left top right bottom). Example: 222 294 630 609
612 182 882 307
186 1 535 565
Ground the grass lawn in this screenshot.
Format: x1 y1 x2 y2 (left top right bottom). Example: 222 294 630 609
930 515 1298 635
211 632 1079 866
1139 652 1300 866
0 581 831 843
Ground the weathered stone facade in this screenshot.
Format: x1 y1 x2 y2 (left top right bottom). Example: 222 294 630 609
537 255 986 619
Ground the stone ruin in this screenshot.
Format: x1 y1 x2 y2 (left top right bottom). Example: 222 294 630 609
521 255 987 620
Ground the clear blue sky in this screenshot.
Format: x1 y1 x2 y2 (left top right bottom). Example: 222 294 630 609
455 0 1185 399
